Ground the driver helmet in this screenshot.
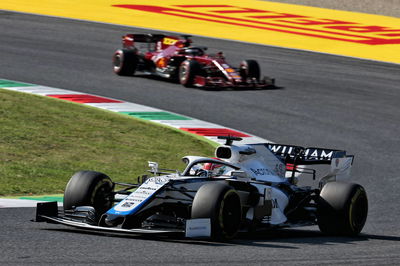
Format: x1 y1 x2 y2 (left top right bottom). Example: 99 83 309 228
203 158 227 177
184 47 204 56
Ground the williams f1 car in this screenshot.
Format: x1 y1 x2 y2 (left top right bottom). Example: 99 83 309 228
112 34 275 89
36 136 368 240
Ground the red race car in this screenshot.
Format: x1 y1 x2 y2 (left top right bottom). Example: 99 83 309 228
113 34 275 89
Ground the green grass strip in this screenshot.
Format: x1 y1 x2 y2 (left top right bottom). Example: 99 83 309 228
0 88 214 196
18 195 63 202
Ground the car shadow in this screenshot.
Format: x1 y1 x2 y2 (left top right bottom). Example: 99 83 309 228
41 227 400 248
130 74 284 92
231 229 400 248
193 85 283 92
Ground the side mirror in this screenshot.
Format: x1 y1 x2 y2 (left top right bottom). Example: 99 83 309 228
148 161 159 175
230 171 252 181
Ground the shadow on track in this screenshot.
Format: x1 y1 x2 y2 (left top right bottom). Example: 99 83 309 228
41 227 400 249
127 74 283 92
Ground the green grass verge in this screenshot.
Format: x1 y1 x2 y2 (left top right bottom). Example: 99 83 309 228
13 195 64 202
0 89 214 196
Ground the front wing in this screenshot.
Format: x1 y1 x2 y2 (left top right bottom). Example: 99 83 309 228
35 202 212 238
195 76 275 89
35 201 184 236
39 215 183 235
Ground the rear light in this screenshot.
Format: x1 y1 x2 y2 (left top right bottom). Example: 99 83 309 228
286 164 297 171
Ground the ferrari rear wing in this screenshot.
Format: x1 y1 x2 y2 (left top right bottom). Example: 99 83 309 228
122 34 192 50
266 143 353 165
123 34 166 43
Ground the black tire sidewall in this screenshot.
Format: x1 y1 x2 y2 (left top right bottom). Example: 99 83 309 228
191 182 242 239
240 60 260 81
63 171 114 215
179 60 201 87
113 49 137 76
317 182 368 236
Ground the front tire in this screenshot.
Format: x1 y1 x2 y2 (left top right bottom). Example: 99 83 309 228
113 48 137 76
179 60 202 87
239 60 260 81
63 171 114 216
191 182 242 240
317 182 368 236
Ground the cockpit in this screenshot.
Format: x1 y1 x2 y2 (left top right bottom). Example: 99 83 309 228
181 46 207 56
182 157 239 178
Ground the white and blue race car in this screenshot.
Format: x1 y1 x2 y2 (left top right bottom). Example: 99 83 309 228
36 136 368 240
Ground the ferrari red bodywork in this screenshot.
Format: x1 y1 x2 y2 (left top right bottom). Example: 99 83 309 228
113 34 275 89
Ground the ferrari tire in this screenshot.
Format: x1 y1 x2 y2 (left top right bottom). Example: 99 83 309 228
239 60 260 81
179 60 202 87
64 171 114 217
317 182 368 236
113 48 137 76
191 182 242 240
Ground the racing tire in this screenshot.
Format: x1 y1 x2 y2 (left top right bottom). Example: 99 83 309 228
317 182 368 236
191 182 242 240
179 60 202 87
113 48 137 76
64 171 114 217
239 60 260 81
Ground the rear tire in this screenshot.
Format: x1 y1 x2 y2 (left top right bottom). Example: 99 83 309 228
113 48 137 76
191 182 242 240
63 171 114 217
179 60 202 87
239 60 260 81
317 182 368 236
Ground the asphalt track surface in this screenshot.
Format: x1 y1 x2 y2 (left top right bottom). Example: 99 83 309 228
1 11 400 265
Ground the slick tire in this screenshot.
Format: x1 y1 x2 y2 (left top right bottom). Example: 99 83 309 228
239 59 260 81
64 171 114 216
191 182 242 240
317 182 368 236
113 48 137 76
179 60 202 87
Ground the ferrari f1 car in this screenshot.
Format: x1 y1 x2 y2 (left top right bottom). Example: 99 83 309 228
36 136 368 240
112 34 275 89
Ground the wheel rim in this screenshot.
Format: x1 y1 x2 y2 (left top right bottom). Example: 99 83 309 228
179 63 188 83
220 191 241 237
349 190 368 232
113 53 122 68
91 180 113 214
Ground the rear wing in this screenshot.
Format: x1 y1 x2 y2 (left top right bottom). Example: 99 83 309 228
123 34 166 43
122 34 165 50
266 143 355 185
266 143 353 165
122 34 191 50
